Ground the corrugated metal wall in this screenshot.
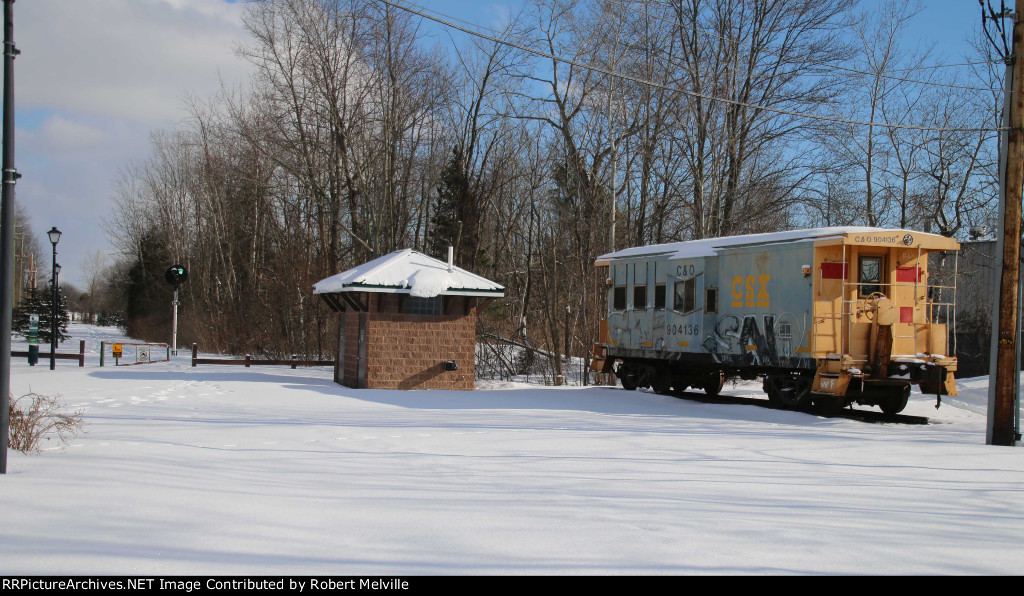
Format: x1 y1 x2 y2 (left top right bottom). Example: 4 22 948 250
931 240 1015 378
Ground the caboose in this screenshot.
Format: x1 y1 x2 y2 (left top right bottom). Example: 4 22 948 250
592 227 959 415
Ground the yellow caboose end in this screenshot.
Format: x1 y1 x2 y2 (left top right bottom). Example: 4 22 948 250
809 229 959 413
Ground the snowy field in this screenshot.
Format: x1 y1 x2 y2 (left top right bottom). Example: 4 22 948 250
2 323 1023 575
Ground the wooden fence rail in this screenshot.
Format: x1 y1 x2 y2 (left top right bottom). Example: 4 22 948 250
191 343 333 368
11 339 86 367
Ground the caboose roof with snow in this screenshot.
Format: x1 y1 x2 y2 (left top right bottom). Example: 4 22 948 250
595 226 959 265
314 249 503 391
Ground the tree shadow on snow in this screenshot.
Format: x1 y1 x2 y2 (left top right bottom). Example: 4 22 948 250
86 366 834 428
88 368 338 388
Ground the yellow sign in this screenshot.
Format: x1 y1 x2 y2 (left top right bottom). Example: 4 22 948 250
730 274 771 308
112 344 123 358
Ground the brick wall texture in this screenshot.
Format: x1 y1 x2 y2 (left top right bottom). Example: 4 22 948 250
335 293 477 391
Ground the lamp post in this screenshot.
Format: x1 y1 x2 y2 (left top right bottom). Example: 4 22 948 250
47 226 60 370
50 262 61 368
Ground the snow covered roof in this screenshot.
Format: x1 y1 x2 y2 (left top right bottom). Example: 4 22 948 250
313 249 504 298
595 227 958 264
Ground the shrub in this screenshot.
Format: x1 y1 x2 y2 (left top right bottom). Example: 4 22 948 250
8 392 85 453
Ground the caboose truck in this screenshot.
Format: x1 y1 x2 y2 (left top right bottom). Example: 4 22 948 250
592 228 960 415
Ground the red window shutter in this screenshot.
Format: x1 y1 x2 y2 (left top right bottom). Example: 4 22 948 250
820 262 847 279
896 266 921 283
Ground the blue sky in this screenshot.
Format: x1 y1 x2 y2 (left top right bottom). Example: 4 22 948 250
11 0 994 288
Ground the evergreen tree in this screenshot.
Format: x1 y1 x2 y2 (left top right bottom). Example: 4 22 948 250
12 284 69 344
428 146 490 271
97 309 125 328
428 146 465 261
12 285 43 337
48 287 71 344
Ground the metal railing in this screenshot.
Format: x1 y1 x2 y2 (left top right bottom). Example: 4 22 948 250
190 343 333 368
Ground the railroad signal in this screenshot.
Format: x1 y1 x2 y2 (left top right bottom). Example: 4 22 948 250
165 265 188 286
165 264 187 357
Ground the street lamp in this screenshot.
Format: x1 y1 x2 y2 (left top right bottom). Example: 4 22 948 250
47 227 60 370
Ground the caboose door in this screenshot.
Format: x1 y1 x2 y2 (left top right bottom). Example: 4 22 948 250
651 260 667 351
668 259 703 353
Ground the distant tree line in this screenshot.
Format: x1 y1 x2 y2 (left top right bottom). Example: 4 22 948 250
102 0 1001 379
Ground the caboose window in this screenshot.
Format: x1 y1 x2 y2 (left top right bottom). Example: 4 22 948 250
633 285 647 309
779 322 792 340
705 287 718 314
674 277 696 313
632 261 648 310
654 284 666 309
613 286 626 310
859 256 883 296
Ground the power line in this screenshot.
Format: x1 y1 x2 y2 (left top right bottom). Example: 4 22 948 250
604 0 994 93
396 0 997 92
376 0 1003 133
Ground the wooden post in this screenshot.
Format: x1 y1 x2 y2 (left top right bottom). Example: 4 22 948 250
291 354 297 369
245 354 251 368
564 305 571 363
870 298 895 378
191 343 197 367
989 1 1024 446
78 339 84 367
100 341 104 367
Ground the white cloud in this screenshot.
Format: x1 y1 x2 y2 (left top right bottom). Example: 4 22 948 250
37 114 106 149
18 0 251 124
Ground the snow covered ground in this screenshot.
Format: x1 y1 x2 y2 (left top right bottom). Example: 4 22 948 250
1 323 1022 575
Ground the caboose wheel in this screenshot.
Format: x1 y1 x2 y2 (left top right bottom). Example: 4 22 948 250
651 371 672 395
811 394 846 416
703 372 725 397
764 374 812 409
618 364 641 391
878 385 911 415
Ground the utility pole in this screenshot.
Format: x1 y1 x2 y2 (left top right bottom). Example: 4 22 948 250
0 0 18 473
988 0 1024 446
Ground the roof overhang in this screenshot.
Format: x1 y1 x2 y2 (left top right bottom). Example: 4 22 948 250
321 284 505 298
824 230 960 251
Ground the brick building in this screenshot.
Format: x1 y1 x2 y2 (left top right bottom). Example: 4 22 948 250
314 249 504 390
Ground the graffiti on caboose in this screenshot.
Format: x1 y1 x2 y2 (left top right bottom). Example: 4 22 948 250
702 312 807 368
